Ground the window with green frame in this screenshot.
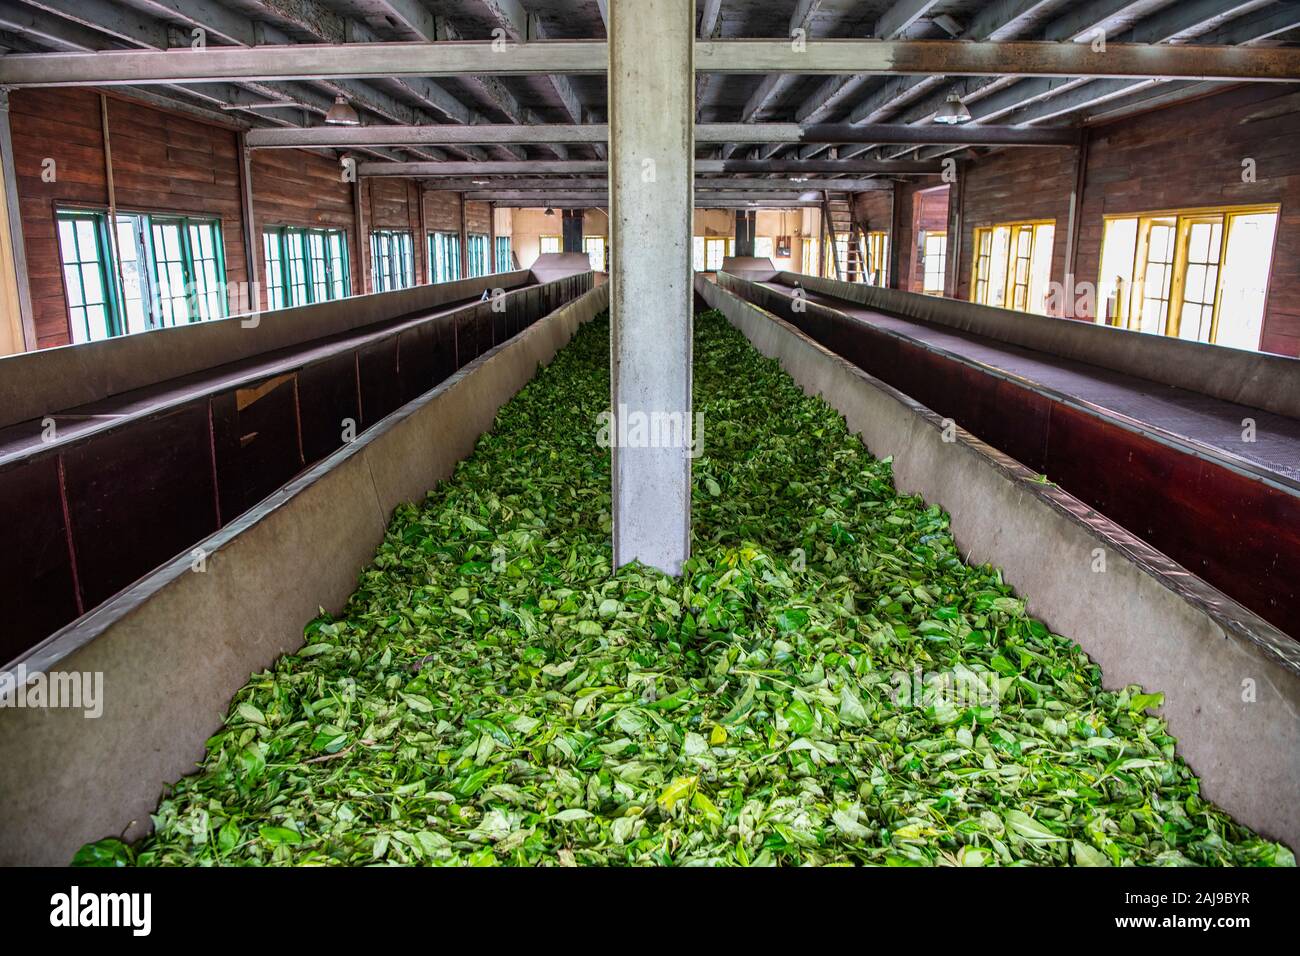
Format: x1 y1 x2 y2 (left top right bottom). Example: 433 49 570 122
428 232 461 284
56 207 228 343
371 230 414 291
494 236 512 273
148 216 226 326
466 233 489 278
263 226 350 309
57 210 121 344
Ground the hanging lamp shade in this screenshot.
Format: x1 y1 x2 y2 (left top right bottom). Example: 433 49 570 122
325 95 361 126
934 92 972 125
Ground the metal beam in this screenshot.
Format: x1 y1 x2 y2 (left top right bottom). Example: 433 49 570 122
419 177 895 192
468 190 814 201
357 158 944 176
247 122 1076 149
910 1 1300 160
733 0 829 128
3 39 1297 87
876 0 943 41
796 0 1057 159
477 199 824 208
872 0 1266 161
698 0 722 39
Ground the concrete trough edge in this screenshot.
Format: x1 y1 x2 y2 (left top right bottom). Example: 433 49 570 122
0 270 535 430
777 271 1300 420
699 276 1300 851
0 282 610 866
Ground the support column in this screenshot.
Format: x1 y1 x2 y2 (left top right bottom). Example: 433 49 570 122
609 0 693 575
0 90 35 354
562 208 583 253
236 132 260 312
734 209 755 258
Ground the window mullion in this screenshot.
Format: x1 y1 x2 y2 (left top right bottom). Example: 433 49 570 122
1167 216 1194 340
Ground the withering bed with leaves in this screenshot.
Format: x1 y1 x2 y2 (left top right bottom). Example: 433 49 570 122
76 311 1293 867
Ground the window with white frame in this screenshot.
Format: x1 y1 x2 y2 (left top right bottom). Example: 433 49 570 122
584 236 606 272
921 232 947 295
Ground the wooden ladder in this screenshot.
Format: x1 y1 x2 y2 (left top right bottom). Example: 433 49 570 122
822 192 865 283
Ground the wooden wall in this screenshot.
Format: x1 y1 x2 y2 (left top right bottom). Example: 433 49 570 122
951 147 1077 303
891 182 949 294
363 178 424 286
851 86 1300 357
1074 85 1300 356
11 88 110 349
8 88 490 346
249 148 358 311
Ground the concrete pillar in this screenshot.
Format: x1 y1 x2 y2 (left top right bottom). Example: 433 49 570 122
609 0 694 575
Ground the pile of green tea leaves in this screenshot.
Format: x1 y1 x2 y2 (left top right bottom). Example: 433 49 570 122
80 310 1292 867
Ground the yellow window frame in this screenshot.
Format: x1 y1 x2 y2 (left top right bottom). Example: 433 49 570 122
865 230 889 285
1099 203 1279 343
970 219 1055 310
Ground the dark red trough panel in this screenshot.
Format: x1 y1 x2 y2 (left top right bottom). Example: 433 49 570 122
736 281 1300 639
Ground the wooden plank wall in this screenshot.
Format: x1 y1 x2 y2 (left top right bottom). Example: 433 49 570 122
8 88 484 345
10 88 109 350
952 146 1077 304
250 148 359 311
890 182 949 294
848 86 1300 357
1073 85 1300 357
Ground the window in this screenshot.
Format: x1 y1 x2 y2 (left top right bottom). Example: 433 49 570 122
326 230 348 300
263 227 351 309
495 236 513 273
539 236 562 255
149 220 189 326
186 219 225 322
371 230 414 292
691 237 733 272
57 210 119 344
754 237 774 260
284 227 310 307
264 230 286 311
114 215 152 335
584 236 606 272
1098 205 1278 349
56 207 229 343
865 231 889 286
466 233 490 278
800 238 819 276
971 221 1055 314
708 238 733 271
922 232 947 295
428 232 461 284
